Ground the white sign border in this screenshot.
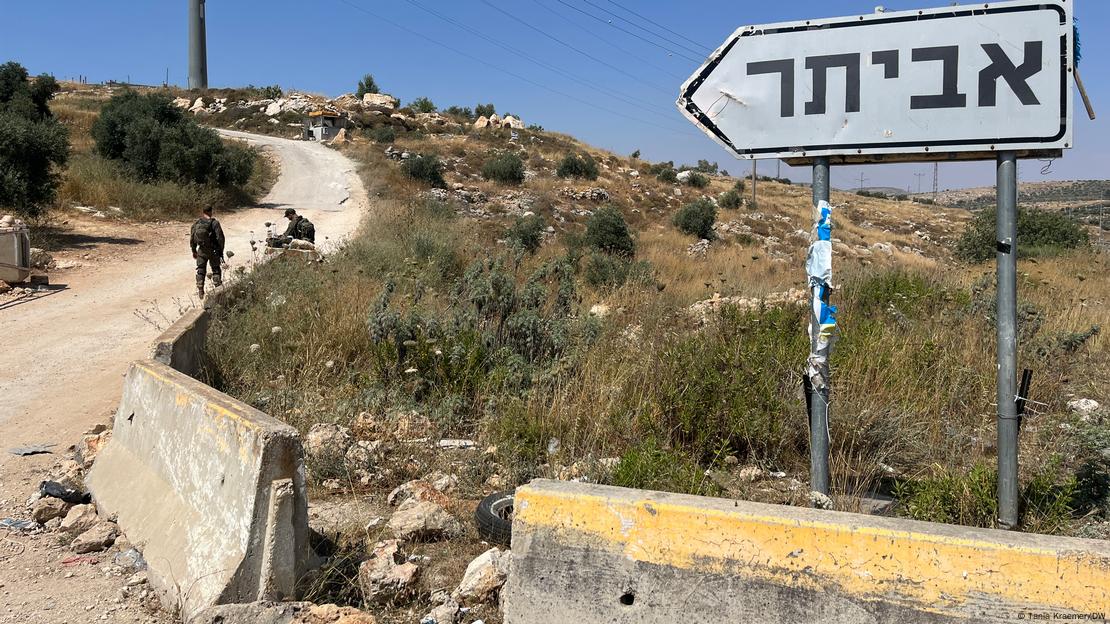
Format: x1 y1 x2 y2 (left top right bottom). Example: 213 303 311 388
676 0 1074 163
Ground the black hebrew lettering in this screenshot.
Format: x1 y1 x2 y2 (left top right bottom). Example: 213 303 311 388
872 50 899 79
746 59 794 118
804 54 861 115
910 46 967 109
979 42 1042 106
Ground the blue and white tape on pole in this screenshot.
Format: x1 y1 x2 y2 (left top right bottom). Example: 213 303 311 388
806 200 837 392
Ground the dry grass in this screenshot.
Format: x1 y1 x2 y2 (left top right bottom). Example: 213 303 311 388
204 109 1109 542
47 87 278 221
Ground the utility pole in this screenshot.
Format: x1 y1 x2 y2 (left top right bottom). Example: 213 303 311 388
933 163 939 199
857 172 867 191
188 0 208 89
914 173 925 194
776 159 781 180
996 152 1019 530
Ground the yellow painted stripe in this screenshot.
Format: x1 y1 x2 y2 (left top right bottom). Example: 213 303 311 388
515 484 1110 614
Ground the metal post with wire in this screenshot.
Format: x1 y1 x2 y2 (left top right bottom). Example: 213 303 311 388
996 152 1019 529
808 157 832 499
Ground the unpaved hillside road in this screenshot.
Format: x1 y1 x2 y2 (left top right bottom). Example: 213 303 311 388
0 131 367 623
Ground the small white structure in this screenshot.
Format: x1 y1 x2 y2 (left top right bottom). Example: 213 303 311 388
0 215 31 284
303 110 350 142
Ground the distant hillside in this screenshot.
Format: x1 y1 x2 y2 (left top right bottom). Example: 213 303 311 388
917 180 1110 212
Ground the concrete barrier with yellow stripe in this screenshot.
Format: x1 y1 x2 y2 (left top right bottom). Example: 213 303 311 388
503 480 1110 623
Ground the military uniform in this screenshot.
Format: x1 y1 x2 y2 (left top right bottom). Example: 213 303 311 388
190 216 225 297
282 215 315 244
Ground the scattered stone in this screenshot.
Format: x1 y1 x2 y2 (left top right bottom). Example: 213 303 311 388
31 497 69 524
76 429 112 469
687 239 711 258
388 499 461 541
71 521 118 553
1068 398 1101 417
59 504 99 535
422 597 460 624
305 423 353 467
474 116 491 129
737 466 763 482
676 170 693 183
344 440 383 481
808 491 833 510
387 475 455 507
28 248 55 271
453 547 510 604
358 540 420 603
502 115 525 129
689 289 807 323
437 439 478 450
192 601 376 624
362 93 399 110
588 303 610 319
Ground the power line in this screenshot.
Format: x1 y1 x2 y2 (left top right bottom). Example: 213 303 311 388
603 0 711 54
553 0 704 64
402 0 688 128
332 0 696 137
580 0 708 59
480 0 677 94
528 0 686 80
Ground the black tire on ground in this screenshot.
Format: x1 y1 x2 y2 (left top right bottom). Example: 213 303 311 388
475 490 515 546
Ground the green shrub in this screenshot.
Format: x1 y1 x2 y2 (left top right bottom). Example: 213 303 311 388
481 152 525 185
506 214 546 253
355 74 379 98
718 189 742 210
92 91 254 187
656 168 677 183
734 179 745 194
673 198 717 239
371 126 396 144
610 438 707 494
443 106 473 120
0 62 67 216
684 171 709 188
584 206 635 257
630 149 641 160
894 462 1076 533
475 103 496 118
955 206 1089 262
556 153 598 180
583 252 650 289
410 97 436 113
401 155 447 188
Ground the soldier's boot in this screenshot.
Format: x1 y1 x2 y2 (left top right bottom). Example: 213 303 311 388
196 277 206 299
211 273 223 288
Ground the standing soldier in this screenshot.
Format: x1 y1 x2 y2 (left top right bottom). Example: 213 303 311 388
190 206 225 298
282 208 316 245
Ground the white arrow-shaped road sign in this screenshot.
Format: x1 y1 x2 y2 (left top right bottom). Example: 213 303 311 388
677 0 1073 163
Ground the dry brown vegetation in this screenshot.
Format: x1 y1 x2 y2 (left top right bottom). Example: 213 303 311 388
45 83 276 221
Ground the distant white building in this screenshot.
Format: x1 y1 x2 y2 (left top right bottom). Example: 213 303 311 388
303 110 349 141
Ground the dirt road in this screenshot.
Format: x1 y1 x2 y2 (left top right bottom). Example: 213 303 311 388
0 132 368 622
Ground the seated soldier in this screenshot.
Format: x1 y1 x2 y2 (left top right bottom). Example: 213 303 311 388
281 208 316 245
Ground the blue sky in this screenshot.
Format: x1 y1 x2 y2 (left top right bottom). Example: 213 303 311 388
3 0 1106 190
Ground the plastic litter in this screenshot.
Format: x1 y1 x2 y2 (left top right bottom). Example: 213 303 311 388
39 480 91 505
0 518 35 531
113 548 147 571
7 443 56 456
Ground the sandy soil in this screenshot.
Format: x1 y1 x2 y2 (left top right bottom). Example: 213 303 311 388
0 131 369 623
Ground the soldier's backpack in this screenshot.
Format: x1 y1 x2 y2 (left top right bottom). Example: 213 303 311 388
191 218 216 249
297 218 316 243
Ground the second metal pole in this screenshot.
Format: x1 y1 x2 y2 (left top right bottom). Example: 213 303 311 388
996 152 1019 529
810 157 831 498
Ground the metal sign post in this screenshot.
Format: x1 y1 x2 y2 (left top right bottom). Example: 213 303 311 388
809 158 832 497
996 152 1019 529
676 0 1073 521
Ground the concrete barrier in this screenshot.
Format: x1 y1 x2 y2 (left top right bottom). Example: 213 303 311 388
87 360 312 618
504 480 1110 623
152 307 210 378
